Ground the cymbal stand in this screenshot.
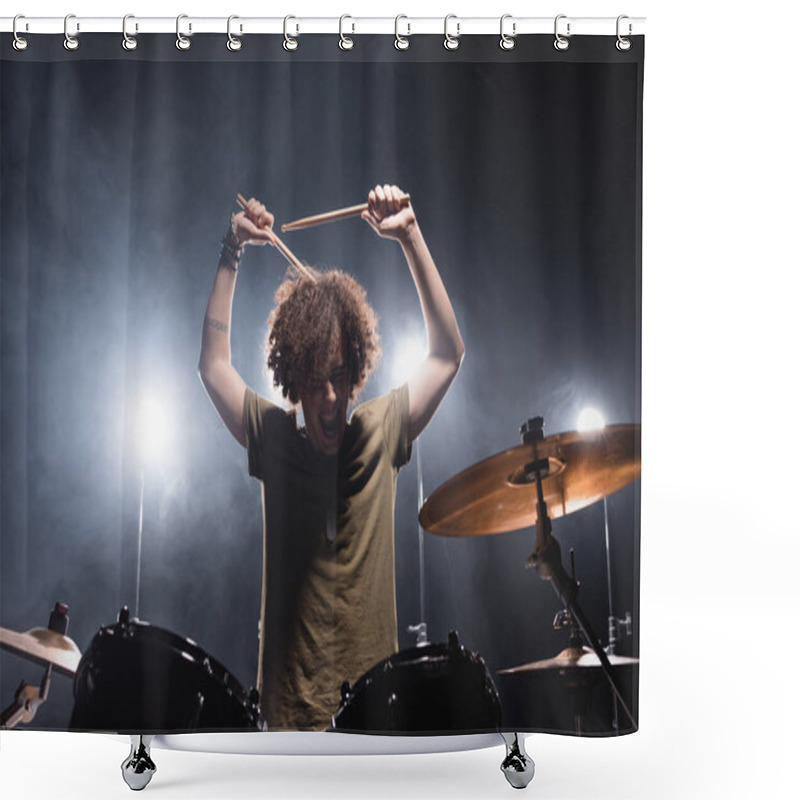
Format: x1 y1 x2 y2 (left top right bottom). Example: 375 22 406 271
520 417 637 731
602 496 633 733
552 550 593 735
135 466 144 619
407 440 429 646
0 603 67 728
0 665 51 728
551 549 585 653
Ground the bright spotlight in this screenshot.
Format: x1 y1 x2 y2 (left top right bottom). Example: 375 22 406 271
137 392 171 466
577 407 606 432
393 335 427 384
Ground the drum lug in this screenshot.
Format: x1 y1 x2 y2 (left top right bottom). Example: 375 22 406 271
121 734 156 791
500 732 535 789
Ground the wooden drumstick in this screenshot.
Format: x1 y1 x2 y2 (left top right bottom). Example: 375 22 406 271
281 193 411 232
235 194 316 282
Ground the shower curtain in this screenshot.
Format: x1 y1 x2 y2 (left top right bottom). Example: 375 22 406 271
1 28 643 738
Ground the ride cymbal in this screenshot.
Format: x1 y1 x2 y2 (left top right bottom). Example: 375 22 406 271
419 424 640 536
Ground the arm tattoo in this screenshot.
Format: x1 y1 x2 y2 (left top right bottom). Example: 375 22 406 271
204 316 229 334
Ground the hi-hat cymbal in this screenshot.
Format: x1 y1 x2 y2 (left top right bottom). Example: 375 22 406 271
0 625 82 677
419 424 640 537
497 646 639 675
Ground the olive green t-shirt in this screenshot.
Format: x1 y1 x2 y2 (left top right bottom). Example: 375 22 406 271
244 384 411 730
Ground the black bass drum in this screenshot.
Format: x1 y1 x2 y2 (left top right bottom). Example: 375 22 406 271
69 607 265 733
331 631 501 735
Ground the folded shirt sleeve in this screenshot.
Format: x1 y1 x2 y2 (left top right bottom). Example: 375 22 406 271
243 386 283 480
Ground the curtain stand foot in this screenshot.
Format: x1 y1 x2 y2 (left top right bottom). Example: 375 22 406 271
500 732 535 789
121 734 156 791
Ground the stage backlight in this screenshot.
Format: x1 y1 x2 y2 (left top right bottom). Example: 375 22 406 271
137 392 171 466
577 406 606 432
392 335 427 385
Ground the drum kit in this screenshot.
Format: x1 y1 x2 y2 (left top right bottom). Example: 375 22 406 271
1 603 265 733
333 415 641 738
2 415 640 743
0 602 267 791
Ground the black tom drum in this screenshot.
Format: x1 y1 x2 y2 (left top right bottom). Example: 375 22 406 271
331 630 501 735
69 607 265 733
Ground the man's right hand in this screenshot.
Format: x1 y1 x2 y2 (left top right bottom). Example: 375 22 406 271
233 198 277 247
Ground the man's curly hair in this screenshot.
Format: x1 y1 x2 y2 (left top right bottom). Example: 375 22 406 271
266 267 381 405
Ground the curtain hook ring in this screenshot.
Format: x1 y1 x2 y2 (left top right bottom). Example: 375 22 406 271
122 14 138 51
227 15 242 51
12 14 29 51
500 14 516 50
554 14 570 51
394 15 410 50
283 15 299 51
616 15 632 51
63 13 79 51
444 14 460 51
176 14 191 50
339 15 354 50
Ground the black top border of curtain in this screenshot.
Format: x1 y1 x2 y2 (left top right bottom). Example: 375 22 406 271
1 33 644 64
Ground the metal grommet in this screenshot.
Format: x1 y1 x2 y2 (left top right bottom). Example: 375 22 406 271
394 15 410 50
444 14 460 51
12 15 29 51
227 15 242 51
616 15 632 51
283 15 298 51
500 14 516 50
176 14 191 50
339 15 354 50
554 14 570 51
122 14 138 51
63 13 79 51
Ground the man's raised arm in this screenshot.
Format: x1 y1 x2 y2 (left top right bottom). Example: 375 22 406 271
198 198 276 447
362 184 465 442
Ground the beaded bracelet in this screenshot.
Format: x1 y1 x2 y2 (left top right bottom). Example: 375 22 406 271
219 227 242 271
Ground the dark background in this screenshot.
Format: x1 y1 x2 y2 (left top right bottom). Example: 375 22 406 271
1 34 642 731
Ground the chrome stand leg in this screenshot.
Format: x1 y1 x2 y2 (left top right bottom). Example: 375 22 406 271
500 732 535 789
121 734 156 791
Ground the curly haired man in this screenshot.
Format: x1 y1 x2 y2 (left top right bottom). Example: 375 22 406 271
199 185 464 730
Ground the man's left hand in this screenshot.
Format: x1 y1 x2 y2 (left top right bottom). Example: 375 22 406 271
361 184 416 242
